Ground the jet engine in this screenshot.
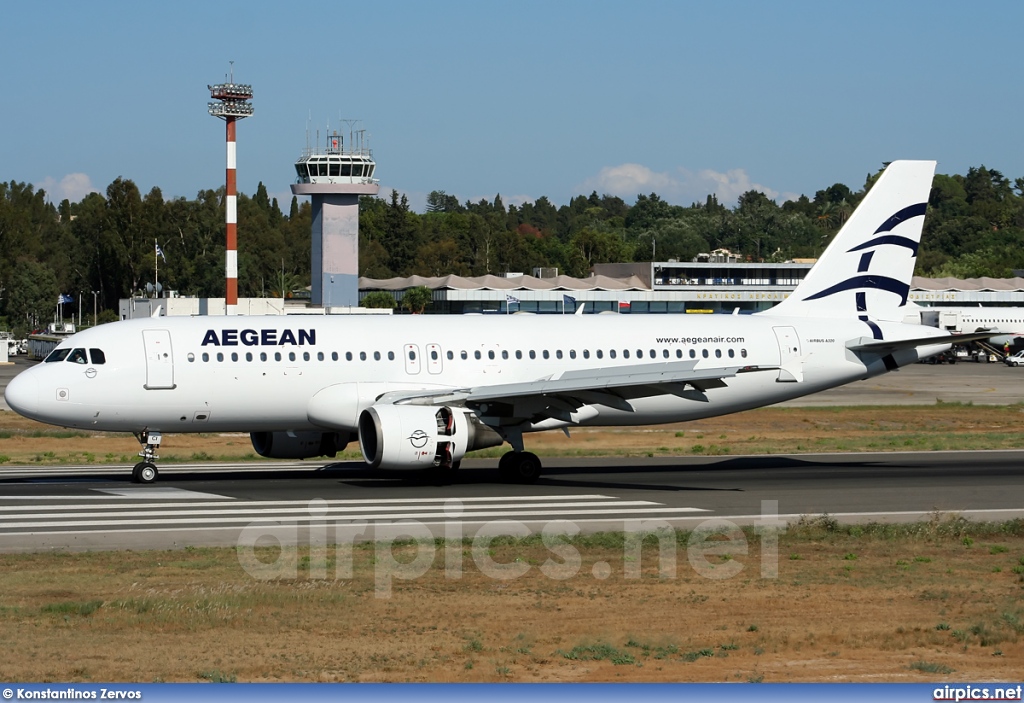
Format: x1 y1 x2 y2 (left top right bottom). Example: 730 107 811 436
250 430 350 459
358 404 502 470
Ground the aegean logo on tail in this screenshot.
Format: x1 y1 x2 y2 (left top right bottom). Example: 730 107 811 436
801 202 927 308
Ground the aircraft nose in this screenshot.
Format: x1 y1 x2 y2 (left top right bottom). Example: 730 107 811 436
4 371 39 418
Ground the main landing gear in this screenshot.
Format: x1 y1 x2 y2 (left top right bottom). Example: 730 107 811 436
498 451 543 484
132 430 162 484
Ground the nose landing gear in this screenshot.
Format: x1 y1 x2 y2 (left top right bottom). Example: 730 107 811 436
132 430 162 483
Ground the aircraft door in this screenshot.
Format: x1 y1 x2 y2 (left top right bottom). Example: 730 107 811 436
773 326 803 383
404 344 421 375
426 343 443 375
142 329 176 390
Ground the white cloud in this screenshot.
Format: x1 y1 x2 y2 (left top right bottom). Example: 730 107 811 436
576 163 787 207
36 173 99 203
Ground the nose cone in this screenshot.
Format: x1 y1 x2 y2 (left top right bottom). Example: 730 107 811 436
4 370 39 418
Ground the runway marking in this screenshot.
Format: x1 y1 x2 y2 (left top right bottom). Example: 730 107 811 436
0 493 612 503
0 507 710 530
94 487 233 500
0 501 665 520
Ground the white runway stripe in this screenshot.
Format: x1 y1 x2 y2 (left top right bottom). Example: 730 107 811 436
0 501 664 521
0 494 617 509
0 508 708 530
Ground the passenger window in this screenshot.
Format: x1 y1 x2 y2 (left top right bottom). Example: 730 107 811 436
461 350 468 360
217 352 224 362
569 350 576 359
488 350 495 360
502 350 509 360
245 352 253 362
89 349 106 364
516 350 522 359
360 352 367 361
675 349 682 358
318 352 325 361
45 348 72 363
431 350 438 360
331 352 338 361
388 351 395 361
346 352 353 361
662 349 669 358
289 352 296 362
231 352 239 362
542 350 550 359
651 349 657 358
261 352 268 362
702 349 709 358
597 350 604 359
689 349 696 359
374 351 381 361
529 350 536 359
610 350 617 359
715 349 722 358
187 353 195 363
728 349 735 358
623 350 630 359
302 352 310 361
741 349 748 358
202 352 210 362
556 350 563 359
636 349 642 358
474 350 482 360
67 348 88 364
447 351 454 360
275 352 282 361
409 350 416 360
583 350 590 359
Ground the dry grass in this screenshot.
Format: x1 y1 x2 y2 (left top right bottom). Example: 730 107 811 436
3 403 1024 465
0 518 1022 682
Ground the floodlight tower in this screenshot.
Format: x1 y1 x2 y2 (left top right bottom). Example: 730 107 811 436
291 123 379 308
208 64 253 316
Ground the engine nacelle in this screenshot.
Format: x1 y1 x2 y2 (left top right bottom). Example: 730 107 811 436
250 431 350 459
358 404 502 470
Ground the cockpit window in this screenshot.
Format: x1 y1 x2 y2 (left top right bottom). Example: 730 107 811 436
45 348 71 363
88 349 106 365
67 348 88 364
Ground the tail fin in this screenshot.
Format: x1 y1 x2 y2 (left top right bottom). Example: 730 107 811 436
769 160 936 321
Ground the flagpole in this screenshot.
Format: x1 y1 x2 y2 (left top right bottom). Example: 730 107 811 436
154 239 159 299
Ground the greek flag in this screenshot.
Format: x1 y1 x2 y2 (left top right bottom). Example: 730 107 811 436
155 243 166 262
58 294 74 304
506 294 520 304
563 294 576 306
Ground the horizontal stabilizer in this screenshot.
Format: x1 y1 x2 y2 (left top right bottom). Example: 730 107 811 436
846 331 997 355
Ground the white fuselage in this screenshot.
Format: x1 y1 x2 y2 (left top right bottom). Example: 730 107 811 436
6 312 948 436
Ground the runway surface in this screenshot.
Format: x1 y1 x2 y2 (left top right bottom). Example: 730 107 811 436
3 356 1024 551
1 451 1022 552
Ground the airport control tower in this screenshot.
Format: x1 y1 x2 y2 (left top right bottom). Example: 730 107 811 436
291 126 379 308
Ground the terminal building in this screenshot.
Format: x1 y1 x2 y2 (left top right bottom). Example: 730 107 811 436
358 259 1024 314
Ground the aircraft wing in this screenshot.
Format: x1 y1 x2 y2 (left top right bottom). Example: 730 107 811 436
845 331 997 354
376 360 769 424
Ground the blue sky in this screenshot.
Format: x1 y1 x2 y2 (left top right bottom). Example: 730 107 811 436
2 1 1021 212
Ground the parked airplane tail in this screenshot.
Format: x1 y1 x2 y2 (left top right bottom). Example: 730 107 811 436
769 160 937 321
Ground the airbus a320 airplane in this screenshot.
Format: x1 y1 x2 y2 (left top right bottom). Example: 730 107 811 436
5 160 984 484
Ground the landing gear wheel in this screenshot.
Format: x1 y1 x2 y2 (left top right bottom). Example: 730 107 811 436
132 461 158 484
498 451 542 484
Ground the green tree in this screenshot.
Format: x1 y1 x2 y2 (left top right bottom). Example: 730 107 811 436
361 291 397 309
401 285 433 314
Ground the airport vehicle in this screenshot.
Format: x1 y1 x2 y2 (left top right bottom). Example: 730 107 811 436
1005 350 1024 367
4 161 988 484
